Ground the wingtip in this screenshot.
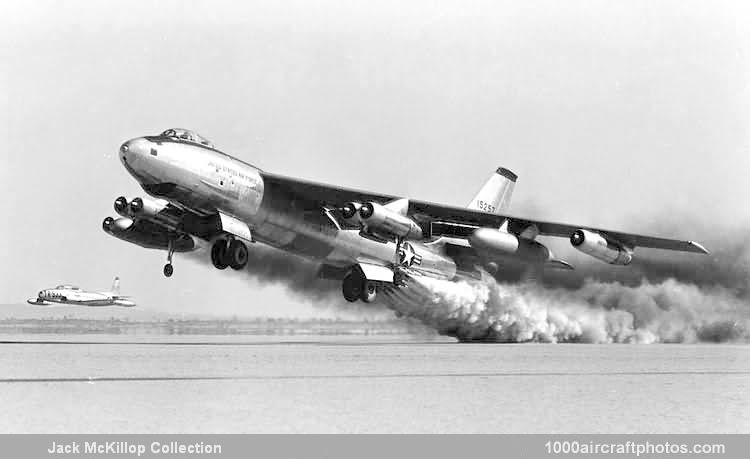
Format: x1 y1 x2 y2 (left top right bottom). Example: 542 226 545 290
689 241 710 255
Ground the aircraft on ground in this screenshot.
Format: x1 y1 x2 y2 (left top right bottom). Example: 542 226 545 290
103 128 708 303
28 277 135 307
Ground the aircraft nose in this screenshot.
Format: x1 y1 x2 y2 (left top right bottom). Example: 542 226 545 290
119 137 151 166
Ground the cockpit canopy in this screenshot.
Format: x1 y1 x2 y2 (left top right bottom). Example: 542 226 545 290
159 128 214 148
55 285 80 290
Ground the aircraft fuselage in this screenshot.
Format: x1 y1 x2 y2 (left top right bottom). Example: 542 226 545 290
119 135 456 280
28 288 134 307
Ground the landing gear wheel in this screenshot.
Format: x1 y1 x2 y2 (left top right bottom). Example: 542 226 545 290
342 270 365 303
229 240 249 270
211 240 229 270
163 239 176 277
360 282 377 303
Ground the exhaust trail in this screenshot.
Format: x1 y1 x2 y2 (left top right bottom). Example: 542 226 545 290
379 221 750 343
186 245 389 317
188 245 340 302
380 274 749 343
189 219 749 342
541 233 750 299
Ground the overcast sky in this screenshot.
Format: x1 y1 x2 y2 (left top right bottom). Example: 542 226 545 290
1 0 749 319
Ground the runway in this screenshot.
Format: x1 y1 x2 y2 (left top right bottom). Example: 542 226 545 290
1 335 749 433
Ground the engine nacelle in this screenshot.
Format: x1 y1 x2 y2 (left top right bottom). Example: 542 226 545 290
469 228 551 262
113 196 130 217
102 216 195 252
570 229 632 265
358 202 423 240
341 202 363 224
129 196 169 218
114 196 181 230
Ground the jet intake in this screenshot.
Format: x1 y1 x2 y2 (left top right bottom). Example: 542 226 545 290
113 196 182 230
469 227 551 262
114 196 129 217
358 202 423 240
341 202 363 224
570 229 632 265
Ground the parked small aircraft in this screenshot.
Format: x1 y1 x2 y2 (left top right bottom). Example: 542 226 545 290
28 277 135 307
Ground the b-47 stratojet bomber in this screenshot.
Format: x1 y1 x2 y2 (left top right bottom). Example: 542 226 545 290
103 128 708 303
28 277 135 307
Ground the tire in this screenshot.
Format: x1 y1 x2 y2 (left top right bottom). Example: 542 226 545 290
229 240 248 270
342 273 363 302
360 282 377 303
211 240 229 270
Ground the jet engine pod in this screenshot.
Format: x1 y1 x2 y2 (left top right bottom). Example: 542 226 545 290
358 202 423 240
469 227 551 262
102 216 115 232
359 202 375 219
570 229 632 265
341 202 362 222
108 217 134 233
114 196 129 216
129 196 168 218
129 197 144 214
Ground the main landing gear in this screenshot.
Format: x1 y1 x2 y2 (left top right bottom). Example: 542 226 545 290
342 267 377 303
210 237 249 271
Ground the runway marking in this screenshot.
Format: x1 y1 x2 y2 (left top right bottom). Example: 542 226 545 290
1 370 750 383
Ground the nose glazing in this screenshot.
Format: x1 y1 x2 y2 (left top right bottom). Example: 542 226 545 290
119 138 150 165
119 141 131 164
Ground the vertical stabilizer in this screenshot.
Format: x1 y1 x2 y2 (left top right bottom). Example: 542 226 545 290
467 167 517 215
110 277 121 296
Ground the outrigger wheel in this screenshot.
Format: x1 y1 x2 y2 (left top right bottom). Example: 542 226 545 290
360 281 377 303
163 239 176 277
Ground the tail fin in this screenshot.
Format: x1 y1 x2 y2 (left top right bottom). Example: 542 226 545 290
467 167 517 214
110 277 120 296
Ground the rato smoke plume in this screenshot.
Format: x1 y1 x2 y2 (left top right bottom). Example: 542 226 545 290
192 221 749 342
381 275 749 343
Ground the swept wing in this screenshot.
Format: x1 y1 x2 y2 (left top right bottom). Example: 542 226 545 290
261 172 708 254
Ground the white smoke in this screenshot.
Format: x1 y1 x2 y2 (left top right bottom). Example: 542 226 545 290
381 273 750 343
189 221 750 342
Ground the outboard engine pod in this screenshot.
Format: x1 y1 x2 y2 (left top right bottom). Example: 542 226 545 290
570 229 633 265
